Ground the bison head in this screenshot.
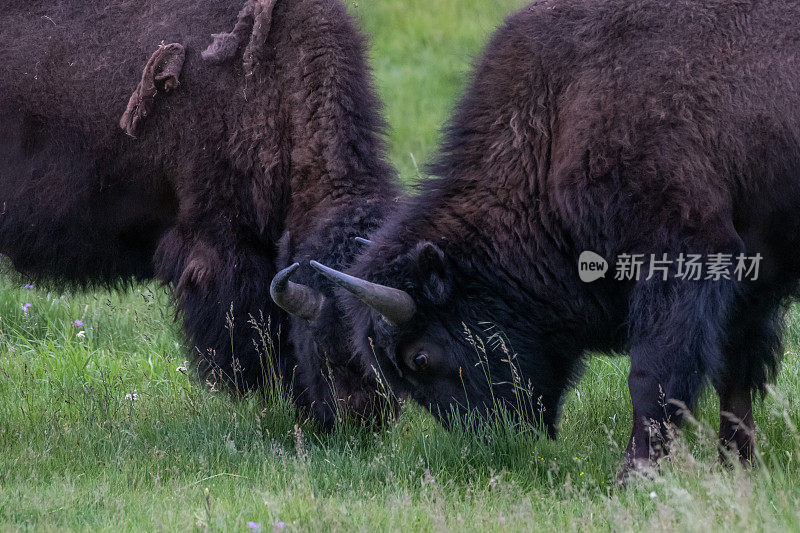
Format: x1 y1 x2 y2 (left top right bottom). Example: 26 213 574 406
311 240 569 436
270 261 399 428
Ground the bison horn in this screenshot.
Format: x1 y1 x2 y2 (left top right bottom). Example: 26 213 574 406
309 260 416 326
354 237 372 245
270 263 325 321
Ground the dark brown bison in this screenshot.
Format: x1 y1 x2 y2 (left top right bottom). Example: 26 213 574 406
0 0 399 423
309 0 800 475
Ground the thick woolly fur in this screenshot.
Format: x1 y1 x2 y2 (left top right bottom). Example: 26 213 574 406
0 0 399 419
340 0 800 467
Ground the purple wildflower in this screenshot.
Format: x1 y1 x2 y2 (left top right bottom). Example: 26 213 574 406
247 522 261 530
23 284 34 290
276 522 286 530
73 320 84 328
22 303 31 314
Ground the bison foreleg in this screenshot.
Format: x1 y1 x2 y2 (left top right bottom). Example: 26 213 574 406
714 285 789 466
155 226 287 393
622 278 738 479
716 386 755 466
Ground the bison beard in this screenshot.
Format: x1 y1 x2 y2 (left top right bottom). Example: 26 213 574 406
313 0 800 476
0 0 398 423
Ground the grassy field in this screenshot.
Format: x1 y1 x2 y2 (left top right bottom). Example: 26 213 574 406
3 0 800 531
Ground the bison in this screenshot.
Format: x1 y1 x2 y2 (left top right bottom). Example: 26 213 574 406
0 0 399 423
308 0 800 475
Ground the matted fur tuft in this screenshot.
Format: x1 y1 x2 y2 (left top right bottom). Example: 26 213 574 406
200 0 278 74
120 43 186 137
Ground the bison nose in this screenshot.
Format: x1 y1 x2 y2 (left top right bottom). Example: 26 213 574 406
310 401 336 432
339 389 400 427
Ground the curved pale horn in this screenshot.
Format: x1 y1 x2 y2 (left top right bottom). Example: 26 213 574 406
309 260 416 325
354 237 372 245
270 263 325 321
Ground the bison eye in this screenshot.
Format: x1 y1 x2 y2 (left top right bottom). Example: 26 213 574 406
412 352 429 371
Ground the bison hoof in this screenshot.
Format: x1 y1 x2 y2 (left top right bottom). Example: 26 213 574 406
617 457 658 486
718 440 755 469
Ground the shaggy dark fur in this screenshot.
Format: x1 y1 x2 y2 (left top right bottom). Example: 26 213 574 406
330 0 800 475
0 0 398 421
262 0 402 424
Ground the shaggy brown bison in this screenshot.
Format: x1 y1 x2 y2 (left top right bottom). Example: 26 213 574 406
309 0 800 475
0 0 399 424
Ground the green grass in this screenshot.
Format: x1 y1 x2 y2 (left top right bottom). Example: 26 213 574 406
358 0 528 184
3 0 800 530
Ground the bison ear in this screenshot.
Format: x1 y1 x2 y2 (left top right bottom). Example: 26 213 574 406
410 242 451 305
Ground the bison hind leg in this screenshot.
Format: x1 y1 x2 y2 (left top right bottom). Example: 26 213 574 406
715 284 790 466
